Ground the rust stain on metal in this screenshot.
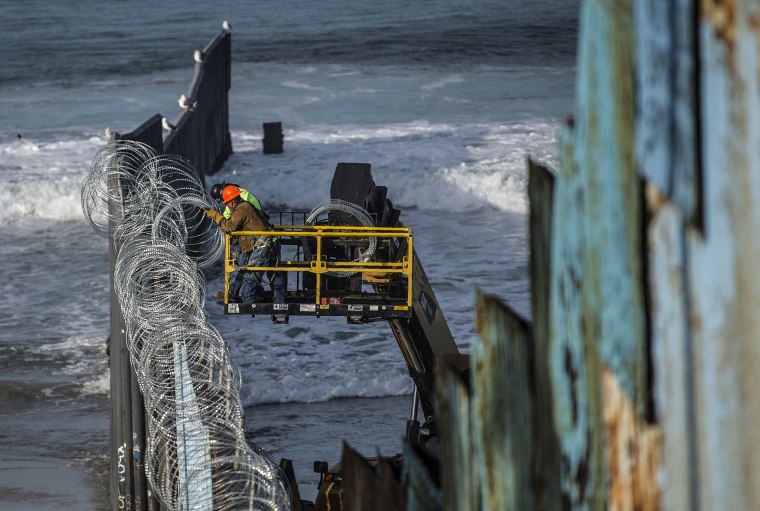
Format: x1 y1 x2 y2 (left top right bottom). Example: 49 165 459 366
473 290 534 511
703 0 737 61
645 182 668 214
436 357 478 511
603 368 663 511
748 11 760 97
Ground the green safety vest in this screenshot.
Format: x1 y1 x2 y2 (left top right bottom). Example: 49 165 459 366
223 188 263 219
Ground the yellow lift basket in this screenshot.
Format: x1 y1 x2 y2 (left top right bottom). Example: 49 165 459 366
221 224 413 321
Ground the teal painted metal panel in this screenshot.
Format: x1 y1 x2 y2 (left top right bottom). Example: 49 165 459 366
549 121 600 509
687 3 760 508
402 442 442 511
647 199 696 511
473 291 533 511
635 0 700 223
575 0 647 410
436 360 478 511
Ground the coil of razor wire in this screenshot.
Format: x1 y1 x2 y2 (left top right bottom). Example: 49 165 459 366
81 140 155 238
81 140 291 510
305 199 377 277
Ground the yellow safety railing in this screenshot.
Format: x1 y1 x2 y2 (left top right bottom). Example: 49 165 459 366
223 225 413 308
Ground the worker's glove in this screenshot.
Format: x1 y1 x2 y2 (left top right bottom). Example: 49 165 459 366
204 209 222 223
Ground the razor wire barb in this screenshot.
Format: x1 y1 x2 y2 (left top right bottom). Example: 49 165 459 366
82 140 291 511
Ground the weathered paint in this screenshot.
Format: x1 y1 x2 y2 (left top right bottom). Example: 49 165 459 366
646 193 697 511
549 120 601 509
528 158 562 510
342 443 405 511
436 360 478 511
402 442 442 511
635 0 700 223
557 1 651 506
602 369 663 511
473 291 533 511
686 1 760 508
575 0 647 412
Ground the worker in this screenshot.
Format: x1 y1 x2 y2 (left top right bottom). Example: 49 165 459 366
205 185 286 304
209 181 262 219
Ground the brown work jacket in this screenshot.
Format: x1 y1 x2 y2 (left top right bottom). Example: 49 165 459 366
216 201 268 253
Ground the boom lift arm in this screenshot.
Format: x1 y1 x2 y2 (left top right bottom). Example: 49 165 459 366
329 163 461 422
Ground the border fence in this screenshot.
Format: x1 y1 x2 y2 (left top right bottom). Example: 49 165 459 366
83 24 290 511
106 25 233 511
83 1 760 508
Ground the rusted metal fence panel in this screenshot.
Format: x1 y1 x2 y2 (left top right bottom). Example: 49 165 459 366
683 3 760 509
527 158 562 511
575 0 647 413
646 195 695 511
402 442 442 511
342 444 405 511
473 291 533 511
602 368 663 511
635 0 700 224
436 360 478 511
546 2 652 507
548 121 603 509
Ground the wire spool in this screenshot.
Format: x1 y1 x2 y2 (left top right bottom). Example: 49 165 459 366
305 199 377 277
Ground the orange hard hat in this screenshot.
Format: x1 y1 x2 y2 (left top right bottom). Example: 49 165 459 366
222 185 241 203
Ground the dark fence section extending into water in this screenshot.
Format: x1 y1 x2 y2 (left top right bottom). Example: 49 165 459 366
163 30 232 183
115 28 232 180
108 26 232 511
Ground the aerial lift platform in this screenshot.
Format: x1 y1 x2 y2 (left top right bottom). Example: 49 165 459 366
218 163 464 510
220 222 415 322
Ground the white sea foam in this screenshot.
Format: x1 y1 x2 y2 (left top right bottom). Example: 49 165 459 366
219 320 414 406
0 116 557 224
213 119 559 214
421 74 465 91
281 80 325 91
0 136 108 223
33 335 110 395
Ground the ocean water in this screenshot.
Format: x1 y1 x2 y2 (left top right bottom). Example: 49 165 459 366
0 0 578 508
